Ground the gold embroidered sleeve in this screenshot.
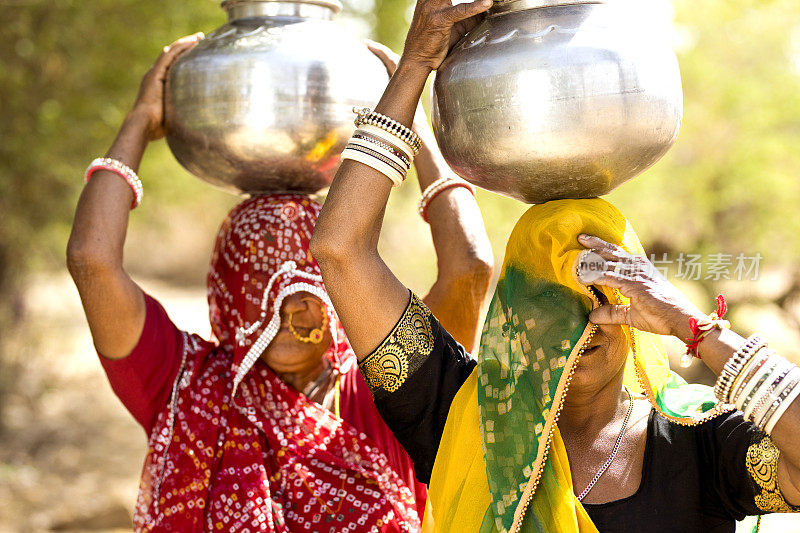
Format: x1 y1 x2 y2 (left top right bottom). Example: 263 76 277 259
746 435 800 513
359 293 434 396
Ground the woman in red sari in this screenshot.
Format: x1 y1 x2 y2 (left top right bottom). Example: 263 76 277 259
66 35 493 531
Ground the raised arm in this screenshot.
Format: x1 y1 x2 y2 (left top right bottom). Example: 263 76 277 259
310 0 493 358
66 35 202 359
580 234 800 507
365 42 494 352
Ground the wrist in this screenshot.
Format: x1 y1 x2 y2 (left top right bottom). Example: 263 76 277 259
125 106 160 139
670 308 707 341
104 111 152 172
394 57 433 82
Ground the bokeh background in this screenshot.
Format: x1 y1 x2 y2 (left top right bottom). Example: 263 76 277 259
3 0 800 530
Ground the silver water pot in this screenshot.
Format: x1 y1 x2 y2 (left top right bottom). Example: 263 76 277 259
432 0 682 203
165 0 388 195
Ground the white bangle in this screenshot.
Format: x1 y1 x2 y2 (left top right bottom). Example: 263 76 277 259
737 357 779 412
753 364 796 429
417 176 476 222
341 147 404 187
714 334 767 403
85 157 143 209
351 130 412 169
730 349 770 406
741 359 782 419
754 362 799 426
764 374 800 433
353 107 421 154
343 142 406 185
357 124 416 161
347 137 410 174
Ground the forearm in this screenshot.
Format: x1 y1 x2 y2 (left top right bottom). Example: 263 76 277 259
67 111 149 269
414 127 493 350
67 112 151 358
312 61 433 357
694 326 800 497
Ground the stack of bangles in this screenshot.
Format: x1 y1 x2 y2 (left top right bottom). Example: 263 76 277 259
342 107 421 187
713 333 800 434
85 157 143 209
417 176 476 223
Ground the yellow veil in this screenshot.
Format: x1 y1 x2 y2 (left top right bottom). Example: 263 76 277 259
423 199 731 533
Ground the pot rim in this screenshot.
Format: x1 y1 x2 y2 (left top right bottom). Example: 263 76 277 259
221 0 343 16
490 0 604 16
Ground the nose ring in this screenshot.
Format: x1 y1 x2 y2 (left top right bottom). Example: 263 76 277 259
287 298 329 344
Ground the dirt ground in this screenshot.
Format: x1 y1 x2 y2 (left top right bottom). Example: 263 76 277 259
1 273 799 532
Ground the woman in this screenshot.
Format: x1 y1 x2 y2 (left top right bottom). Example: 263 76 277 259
66 34 493 531
310 0 800 530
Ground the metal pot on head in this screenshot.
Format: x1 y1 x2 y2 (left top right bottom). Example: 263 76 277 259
432 0 683 203
165 0 389 195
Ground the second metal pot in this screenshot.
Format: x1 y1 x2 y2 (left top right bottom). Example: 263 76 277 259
432 0 683 203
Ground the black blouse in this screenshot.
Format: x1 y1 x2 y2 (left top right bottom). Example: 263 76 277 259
583 409 800 532
358 292 799 530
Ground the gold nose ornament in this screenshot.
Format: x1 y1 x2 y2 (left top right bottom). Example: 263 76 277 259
288 298 329 344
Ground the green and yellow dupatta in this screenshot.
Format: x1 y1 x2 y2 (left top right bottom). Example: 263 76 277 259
424 198 733 533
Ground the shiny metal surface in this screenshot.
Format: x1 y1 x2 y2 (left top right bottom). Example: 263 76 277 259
432 1 683 203
165 0 388 195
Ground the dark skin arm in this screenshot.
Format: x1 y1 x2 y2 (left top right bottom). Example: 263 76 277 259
66 34 203 359
366 41 493 352
580 233 800 506
311 0 494 358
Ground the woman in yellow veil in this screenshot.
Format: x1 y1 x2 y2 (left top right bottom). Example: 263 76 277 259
318 194 800 532
423 198 800 533
310 0 800 529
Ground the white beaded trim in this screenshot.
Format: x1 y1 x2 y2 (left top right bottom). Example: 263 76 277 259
232 260 336 394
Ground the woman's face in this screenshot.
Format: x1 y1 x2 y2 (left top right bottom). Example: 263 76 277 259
569 324 629 393
259 292 333 375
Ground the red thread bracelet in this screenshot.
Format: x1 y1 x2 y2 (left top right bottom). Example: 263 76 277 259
683 294 729 366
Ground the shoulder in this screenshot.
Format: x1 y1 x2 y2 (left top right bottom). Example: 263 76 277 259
359 293 440 398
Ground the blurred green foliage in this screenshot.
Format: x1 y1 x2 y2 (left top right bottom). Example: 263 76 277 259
2 0 800 366
611 0 800 267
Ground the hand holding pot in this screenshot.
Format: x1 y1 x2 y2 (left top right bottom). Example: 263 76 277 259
132 33 203 142
400 0 493 71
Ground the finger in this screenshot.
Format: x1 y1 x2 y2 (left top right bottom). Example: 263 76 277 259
444 0 493 23
169 32 205 49
156 33 204 67
153 37 203 79
604 260 640 279
578 234 630 262
589 304 631 326
589 271 632 292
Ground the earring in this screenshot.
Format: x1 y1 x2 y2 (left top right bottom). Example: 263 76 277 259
287 298 329 345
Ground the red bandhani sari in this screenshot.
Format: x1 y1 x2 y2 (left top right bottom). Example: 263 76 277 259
132 194 423 532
